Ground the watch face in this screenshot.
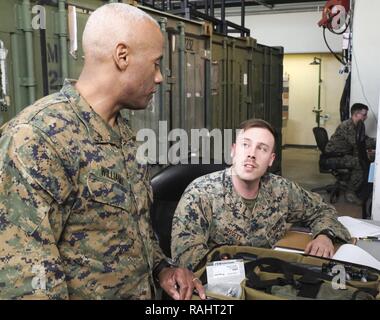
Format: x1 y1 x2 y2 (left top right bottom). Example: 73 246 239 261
321 230 335 240
166 258 178 267
328 230 335 237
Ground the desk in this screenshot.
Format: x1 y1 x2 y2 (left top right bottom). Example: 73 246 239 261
275 231 312 251
356 219 380 260
354 219 380 259
276 219 380 260
361 219 380 227
275 231 347 252
357 240 380 260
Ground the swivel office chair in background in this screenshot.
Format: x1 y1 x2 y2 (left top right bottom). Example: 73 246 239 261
150 158 228 257
311 127 349 203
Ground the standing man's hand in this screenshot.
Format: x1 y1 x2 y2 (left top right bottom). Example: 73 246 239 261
304 234 335 258
158 267 206 300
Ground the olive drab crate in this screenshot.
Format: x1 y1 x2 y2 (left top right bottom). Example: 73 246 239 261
0 0 283 176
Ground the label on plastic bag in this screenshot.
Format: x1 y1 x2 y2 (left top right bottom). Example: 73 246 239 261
206 259 245 284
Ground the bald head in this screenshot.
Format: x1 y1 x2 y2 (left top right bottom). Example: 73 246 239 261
82 3 159 62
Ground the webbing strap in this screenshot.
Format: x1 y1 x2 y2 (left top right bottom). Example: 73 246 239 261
245 257 333 293
297 276 324 298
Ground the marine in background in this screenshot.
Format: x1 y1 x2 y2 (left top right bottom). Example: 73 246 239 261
325 103 376 204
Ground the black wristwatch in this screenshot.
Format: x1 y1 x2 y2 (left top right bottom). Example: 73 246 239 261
316 229 336 242
153 258 178 284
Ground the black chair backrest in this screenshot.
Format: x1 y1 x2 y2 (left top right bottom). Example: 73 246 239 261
356 120 366 144
355 120 373 211
313 127 329 153
356 120 370 169
150 159 228 257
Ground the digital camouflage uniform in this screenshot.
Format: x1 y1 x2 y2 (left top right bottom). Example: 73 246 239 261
325 119 376 192
171 169 351 270
0 80 165 299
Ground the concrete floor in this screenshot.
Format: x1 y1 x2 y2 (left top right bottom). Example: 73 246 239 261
281 147 362 219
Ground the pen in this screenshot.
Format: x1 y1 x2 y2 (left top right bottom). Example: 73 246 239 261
358 236 380 241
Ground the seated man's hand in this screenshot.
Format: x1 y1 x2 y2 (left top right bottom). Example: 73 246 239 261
159 267 206 300
304 234 335 258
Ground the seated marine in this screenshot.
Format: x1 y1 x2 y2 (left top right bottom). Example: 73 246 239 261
171 119 351 270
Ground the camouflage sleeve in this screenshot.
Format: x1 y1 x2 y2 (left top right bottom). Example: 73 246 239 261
285 181 352 243
0 125 72 299
325 125 343 153
325 123 354 154
149 225 166 270
145 170 166 270
171 185 211 270
365 136 376 149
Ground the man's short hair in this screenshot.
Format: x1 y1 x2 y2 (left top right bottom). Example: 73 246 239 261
351 103 369 116
238 118 277 142
82 3 158 61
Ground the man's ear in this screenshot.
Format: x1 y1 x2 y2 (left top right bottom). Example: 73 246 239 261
231 144 236 158
268 152 276 167
113 42 129 71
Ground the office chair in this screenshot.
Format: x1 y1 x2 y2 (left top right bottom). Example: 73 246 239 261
356 120 373 219
311 127 349 203
150 158 228 257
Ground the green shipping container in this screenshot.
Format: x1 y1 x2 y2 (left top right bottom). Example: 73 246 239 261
0 0 283 171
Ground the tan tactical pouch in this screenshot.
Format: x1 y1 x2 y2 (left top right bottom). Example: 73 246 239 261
192 245 380 300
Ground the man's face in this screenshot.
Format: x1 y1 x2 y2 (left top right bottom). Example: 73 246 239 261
355 109 368 122
231 127 276 183
122 22 164 109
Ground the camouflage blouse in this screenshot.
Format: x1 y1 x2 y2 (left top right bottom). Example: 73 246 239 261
171 169 351 270
0 80 164 299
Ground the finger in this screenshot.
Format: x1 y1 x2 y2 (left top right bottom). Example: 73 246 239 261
165 284 180 300
315 246 325 257
182 274 193 300
328 247 335 258
309 244 319 256
322 247 330 258
174 272 191 300
178 280 191 300
161 272 181 300
184 281 193 300
304 242 312 254
193 279 206 300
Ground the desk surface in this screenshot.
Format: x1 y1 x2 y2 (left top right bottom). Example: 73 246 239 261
361 219 380 227
357 219 380 260
275 231 345 252
277 221 380 261
275 231 311 251
357 240 380 260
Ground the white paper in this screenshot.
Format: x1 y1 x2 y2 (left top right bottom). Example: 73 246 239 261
206 259 245 284
368 162 375 183
333 244 380 271
338 216 380 238
205 259 245 298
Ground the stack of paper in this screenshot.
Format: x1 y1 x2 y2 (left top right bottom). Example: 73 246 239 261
337 216 380 238
333 244 380 271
